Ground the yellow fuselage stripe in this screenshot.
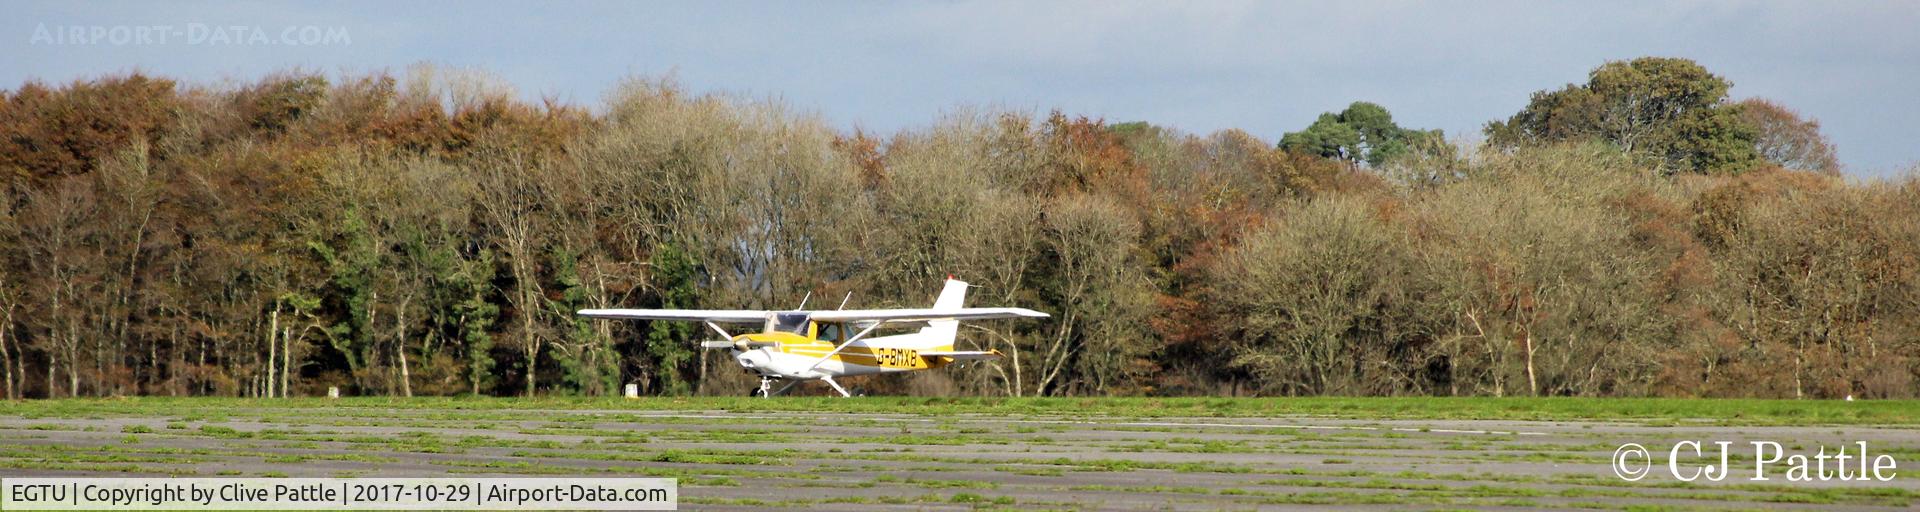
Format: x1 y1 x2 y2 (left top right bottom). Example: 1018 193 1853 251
740 332 949 370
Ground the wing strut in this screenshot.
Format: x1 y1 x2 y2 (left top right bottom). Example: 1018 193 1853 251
805 320 890 373
704 321 734 340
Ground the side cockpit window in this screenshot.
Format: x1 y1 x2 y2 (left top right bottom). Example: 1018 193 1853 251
816 322 843 343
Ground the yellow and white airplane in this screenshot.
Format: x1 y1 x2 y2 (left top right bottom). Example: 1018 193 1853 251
578 278 1047 397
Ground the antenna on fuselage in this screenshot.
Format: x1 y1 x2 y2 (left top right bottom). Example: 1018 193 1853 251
796 291 812 310
837 291 853 310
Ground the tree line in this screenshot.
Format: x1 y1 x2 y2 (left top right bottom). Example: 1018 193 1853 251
0 57 1912 399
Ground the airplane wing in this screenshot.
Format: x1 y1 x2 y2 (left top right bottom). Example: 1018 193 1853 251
576 309 768 323
577 306 1047 323
810 307 1048 322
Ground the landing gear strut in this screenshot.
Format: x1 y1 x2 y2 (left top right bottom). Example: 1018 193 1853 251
752 377 774 397
749 375 855 398
751 376 807 398
821 376 851 398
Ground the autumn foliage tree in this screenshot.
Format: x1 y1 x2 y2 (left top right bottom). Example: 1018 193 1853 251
1736 97 1841 174
0 59 1912 400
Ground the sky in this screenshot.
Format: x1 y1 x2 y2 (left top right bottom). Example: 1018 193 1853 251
6 1 1917 178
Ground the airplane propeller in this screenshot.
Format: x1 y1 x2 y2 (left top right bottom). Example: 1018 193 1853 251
700 340 777 350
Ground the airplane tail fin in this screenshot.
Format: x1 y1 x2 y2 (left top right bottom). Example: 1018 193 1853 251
917 278 968 346
932 278 967 311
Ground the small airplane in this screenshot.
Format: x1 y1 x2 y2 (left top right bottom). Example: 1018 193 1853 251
578 278 1047 397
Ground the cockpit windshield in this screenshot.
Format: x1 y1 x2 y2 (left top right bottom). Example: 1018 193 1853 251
771 312 811 335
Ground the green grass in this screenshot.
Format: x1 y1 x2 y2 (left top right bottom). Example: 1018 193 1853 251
3 396 1915 510
5 396 1917 425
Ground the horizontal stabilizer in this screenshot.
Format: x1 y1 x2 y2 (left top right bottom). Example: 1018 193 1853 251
918 350 1003 361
